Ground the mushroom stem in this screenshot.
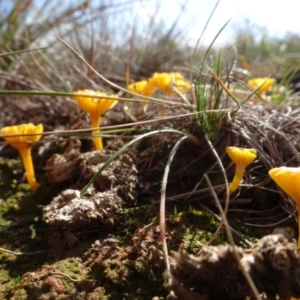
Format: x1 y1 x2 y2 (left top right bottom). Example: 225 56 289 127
229 166 245 194
18 145 39 191
90 114 103 151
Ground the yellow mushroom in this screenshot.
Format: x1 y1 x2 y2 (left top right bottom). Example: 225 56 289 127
128 80 157 97
72 89 118 150
148 72 191 94
247 77 276 94
226 146 257 194
269 167 300 248
127 80 157 108
1 123 43 191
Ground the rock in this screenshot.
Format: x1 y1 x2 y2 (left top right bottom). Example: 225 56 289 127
46 150 138 204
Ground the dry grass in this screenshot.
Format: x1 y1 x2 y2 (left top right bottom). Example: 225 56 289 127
1 1 300 299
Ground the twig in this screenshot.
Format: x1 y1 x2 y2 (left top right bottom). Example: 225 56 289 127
0 47 49 58
167 184 225 201
204 134 230 245
204 173 261 300
197 203 253 247
0 247 47 256
0 270 94 299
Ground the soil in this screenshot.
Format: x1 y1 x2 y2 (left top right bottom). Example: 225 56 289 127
0 89 299 299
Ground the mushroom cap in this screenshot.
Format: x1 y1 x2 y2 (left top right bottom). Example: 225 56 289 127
148 72 191 94
269 167 300 206
1 123 43 147
226 146 257 168
247 77 276 94
128 80 157 97
72 89 118 117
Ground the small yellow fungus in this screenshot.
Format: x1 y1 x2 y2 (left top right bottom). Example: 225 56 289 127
148 72 191 94
1 123 43 191
226 146 257 194
247 77 276 94
127 80 157 97
269 167 300 248
72 89 118 150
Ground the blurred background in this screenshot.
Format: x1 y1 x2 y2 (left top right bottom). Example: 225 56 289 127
1 0 300 90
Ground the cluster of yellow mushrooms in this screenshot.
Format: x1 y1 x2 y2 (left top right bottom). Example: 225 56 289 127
0 74 275 192
127 72 191 97
0 72 191 191
227 146 300 249
0 75 296 248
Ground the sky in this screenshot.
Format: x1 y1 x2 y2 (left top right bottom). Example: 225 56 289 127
132 0 300 47
12 0 299 50
192 0 300 46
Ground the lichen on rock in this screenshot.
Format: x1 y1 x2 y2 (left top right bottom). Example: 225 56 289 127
43 148 138 245
42 187 124 245
43 188 123 229
46 149 138 204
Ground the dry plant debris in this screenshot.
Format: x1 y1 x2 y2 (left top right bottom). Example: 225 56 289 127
231 102 300 218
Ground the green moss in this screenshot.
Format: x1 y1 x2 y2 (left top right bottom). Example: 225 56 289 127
0 157 27 201
0 152 279 299
55 258 88 281
133 257 148 273
0 268 12 290
89 246 167 299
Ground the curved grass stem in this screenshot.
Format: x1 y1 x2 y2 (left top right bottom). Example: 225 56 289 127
80 129 187 196
160 135 188 274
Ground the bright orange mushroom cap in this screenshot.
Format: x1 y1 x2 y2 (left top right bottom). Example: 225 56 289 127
226 147 257 168
1 123 43 148
72 89 118 117
127 80 157 97
72 89 118 151
269 167 300 206
269 167 300 252
1 123 43 191
148 72 191 94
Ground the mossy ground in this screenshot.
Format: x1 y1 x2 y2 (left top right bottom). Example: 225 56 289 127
0 150 271 299
0 101 298 299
